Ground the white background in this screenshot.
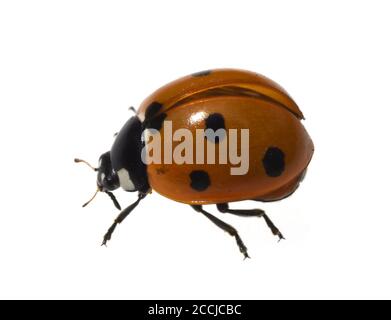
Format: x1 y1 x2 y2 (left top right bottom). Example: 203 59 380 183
1 0 390 300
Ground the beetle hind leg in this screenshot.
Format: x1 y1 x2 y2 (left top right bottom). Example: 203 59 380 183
216 203 285 241
191 205 250 259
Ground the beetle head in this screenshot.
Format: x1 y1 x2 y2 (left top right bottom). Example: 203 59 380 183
74 152 121 210
96 151 120 192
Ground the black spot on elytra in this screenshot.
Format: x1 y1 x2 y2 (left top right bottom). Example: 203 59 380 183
145 101 163 120
204 113 226 143
189 170 210 191
144 113 167 131
262 147 285 177
192 70 212 77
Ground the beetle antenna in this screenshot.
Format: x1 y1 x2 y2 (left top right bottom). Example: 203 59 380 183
82 188 100 207
74 158 98 171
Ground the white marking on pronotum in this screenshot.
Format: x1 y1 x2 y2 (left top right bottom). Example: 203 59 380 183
117 168 136 191
137 113 145 122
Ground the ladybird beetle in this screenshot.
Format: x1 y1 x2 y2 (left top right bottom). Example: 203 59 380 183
75 69 314 259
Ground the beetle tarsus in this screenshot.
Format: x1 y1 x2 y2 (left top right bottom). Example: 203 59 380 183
102 223 117 246
262 213 285 241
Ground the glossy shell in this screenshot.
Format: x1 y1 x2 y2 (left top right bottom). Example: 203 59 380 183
138 69 314 205
138 69 304 121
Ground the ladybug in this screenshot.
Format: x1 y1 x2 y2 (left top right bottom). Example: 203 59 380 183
75 69 314 259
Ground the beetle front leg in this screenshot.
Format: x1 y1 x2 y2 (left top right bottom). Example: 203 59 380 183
102 192 147 245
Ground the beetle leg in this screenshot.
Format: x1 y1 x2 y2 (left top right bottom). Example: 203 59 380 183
104 191 122 210
191 205 250 259
102 192 147 246
216 203 285 241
